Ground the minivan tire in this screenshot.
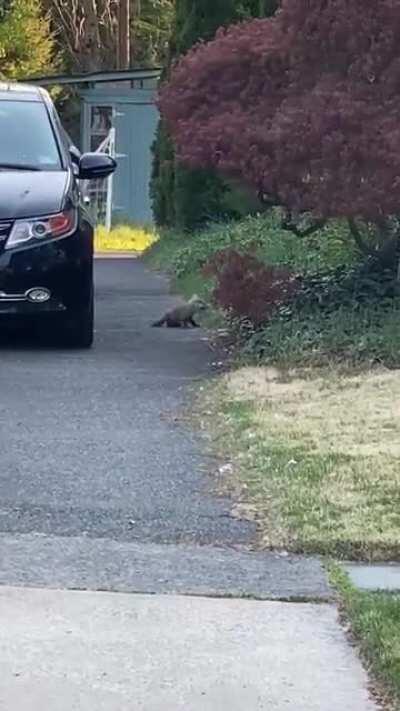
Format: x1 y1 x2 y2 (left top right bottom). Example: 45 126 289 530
65 292 94 349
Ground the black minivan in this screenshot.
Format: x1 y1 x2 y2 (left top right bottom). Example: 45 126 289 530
0 83 116 347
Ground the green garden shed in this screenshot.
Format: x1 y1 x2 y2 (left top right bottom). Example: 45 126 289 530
29 68 161 226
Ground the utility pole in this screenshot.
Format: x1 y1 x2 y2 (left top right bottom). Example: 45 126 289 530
117 0 130 70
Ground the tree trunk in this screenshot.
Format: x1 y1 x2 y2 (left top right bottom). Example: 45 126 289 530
117 0 130 69
81 0 103 70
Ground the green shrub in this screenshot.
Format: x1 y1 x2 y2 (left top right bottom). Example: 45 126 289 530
245 301 400 367
147 212 356 278
146 212 400 367
150 121 176 227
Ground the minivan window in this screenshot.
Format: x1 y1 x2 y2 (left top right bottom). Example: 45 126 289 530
0 100 62 171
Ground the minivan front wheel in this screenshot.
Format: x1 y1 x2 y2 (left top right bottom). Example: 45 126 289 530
65 293 94 348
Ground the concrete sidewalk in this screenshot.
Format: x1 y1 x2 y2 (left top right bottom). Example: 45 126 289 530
0 586 378 711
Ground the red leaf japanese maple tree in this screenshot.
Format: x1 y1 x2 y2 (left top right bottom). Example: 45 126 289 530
159 0 400 255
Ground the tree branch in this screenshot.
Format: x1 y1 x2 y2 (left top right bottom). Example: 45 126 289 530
49 0 82 69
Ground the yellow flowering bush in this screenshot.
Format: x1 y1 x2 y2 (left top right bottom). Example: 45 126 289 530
95 225 158 253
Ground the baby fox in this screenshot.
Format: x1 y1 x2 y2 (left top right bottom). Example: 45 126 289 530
152 295 207 328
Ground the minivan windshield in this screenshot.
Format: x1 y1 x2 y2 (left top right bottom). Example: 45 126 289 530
0 100 62 171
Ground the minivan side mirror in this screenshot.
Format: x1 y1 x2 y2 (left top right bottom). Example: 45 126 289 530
69 145 81 166
78 153 117 181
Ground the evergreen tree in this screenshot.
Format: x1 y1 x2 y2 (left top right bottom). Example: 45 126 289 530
133 0 174 65
0 0 55 80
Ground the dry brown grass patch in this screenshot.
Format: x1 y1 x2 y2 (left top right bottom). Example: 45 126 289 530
218 366 400 558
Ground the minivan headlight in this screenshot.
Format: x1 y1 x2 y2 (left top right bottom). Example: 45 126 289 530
5 209 77 250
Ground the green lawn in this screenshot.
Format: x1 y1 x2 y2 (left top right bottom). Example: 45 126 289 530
331 566 400 709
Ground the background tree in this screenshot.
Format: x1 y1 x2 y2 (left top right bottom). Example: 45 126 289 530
160 0 400 267
133 0 174 66
0 0 55 80
43 0 173 72
40 0 173 149
0 0 12 20
42 0 117 72
151 0 278 231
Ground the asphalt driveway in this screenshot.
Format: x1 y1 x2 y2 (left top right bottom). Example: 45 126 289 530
0 258 329 598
